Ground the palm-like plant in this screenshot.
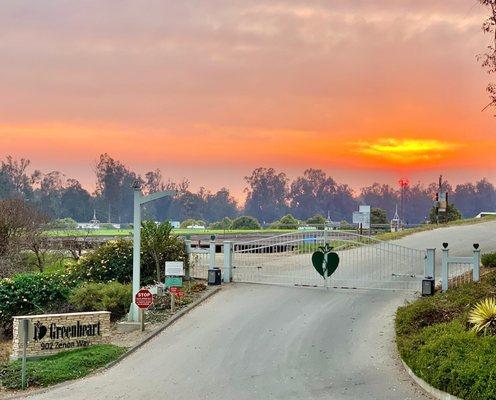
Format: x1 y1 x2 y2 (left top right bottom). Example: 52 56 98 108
468 298 496 335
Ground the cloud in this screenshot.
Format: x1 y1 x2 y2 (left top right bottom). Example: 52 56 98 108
353 138 464 164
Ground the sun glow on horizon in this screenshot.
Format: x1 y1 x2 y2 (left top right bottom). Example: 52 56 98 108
353 138 464 164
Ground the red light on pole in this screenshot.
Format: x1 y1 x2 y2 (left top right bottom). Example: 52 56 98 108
398 178 409 225
398 178 409 188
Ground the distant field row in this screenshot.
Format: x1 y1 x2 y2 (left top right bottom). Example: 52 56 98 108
45 228 300 237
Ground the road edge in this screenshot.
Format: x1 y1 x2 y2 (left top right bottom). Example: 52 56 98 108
3 286 222 400
401 359 463 400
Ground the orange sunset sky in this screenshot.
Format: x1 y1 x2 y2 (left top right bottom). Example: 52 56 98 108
1 0 495 199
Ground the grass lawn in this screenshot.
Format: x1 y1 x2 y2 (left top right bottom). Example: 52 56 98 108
46 228 299 238
0 344 126 390
396 269 496 400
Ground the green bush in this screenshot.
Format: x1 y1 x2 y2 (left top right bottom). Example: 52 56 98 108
141 221 188 284
0 272 78 334
48 218 78 230
231 216 261 230
0 345 126 389
306 214 326 226
396 271 496 400
272 214 299 229
209 217 233 230
482 252 496 268
69 282 131 320
70 239 133 283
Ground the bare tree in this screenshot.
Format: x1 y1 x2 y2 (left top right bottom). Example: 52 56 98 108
0 199 49 276
478 0 496 112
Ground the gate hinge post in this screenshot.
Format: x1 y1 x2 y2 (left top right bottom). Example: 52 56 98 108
223 241 233 283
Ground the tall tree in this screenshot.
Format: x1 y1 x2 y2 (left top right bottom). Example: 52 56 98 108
244 168 289 223
0 156 35 200
205 188 238 222
60 179 93 221
360 183 398 220
478 0 496 112
94 154 140 223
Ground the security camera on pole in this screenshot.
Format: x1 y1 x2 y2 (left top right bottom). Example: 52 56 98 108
129 180 176 323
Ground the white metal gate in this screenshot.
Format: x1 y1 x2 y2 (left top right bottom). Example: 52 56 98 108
231 231 426 291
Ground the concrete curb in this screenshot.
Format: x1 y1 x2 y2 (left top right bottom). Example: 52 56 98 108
401 359 463 400
106 286 222 369
3 286 222 400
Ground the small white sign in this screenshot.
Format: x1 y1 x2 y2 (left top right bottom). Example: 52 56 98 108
165 261 184 277
359 205 371 214
353 212 370 229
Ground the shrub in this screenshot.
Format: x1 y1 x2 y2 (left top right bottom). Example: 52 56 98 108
231 216 261 230
69 282 131 320
209 217 232 230
273 214 299 229
482 252 496 268
370 208 388 224
48 218 78 230
0 272 78 335
188 282 207 293
141 221 188 283
469 298 496 335
306 214 326 226
70 239 133 283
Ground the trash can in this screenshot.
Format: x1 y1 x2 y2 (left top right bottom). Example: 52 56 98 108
208 268 222 285
422 277 435 296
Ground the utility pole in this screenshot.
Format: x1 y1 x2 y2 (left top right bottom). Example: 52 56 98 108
128 181 176 322
398 178 409 227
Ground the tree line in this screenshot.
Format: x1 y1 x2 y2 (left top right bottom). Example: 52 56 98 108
1 154 495 225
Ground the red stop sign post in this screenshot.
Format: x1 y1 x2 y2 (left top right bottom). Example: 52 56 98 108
135 289 153 331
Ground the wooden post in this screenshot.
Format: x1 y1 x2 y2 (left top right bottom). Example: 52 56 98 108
21 319 28 390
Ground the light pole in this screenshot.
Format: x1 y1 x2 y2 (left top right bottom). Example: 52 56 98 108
129 181 176 322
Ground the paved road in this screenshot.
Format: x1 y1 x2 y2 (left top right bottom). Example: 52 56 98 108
27 221 496 400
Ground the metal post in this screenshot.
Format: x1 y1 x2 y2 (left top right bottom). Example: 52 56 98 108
324 253 329 291
223 241 233 283
140 309 145 332
130 189 142 322
473 249 481 282
184 239 192 280
209 240 216 270
21 319 28 390
171 293 175 313
425 248 436 278
441 247 449 292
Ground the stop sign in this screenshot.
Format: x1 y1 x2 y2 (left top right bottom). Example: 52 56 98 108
135 288 153 309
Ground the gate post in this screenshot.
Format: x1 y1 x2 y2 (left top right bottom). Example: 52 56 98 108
473 248 481 282
425 248 436 278
209 239 216 270
441 247 449 292
184 238 192 279
223 241 233 283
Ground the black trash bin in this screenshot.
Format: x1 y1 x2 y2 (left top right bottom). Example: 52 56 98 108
208 268 222 285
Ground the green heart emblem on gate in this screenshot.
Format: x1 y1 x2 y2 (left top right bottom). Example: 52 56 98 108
312 244 340 278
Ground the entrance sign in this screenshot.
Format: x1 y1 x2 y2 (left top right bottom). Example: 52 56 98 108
135 289 153 309
11 312 110 360
353 205 371 229
165 261 184 277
